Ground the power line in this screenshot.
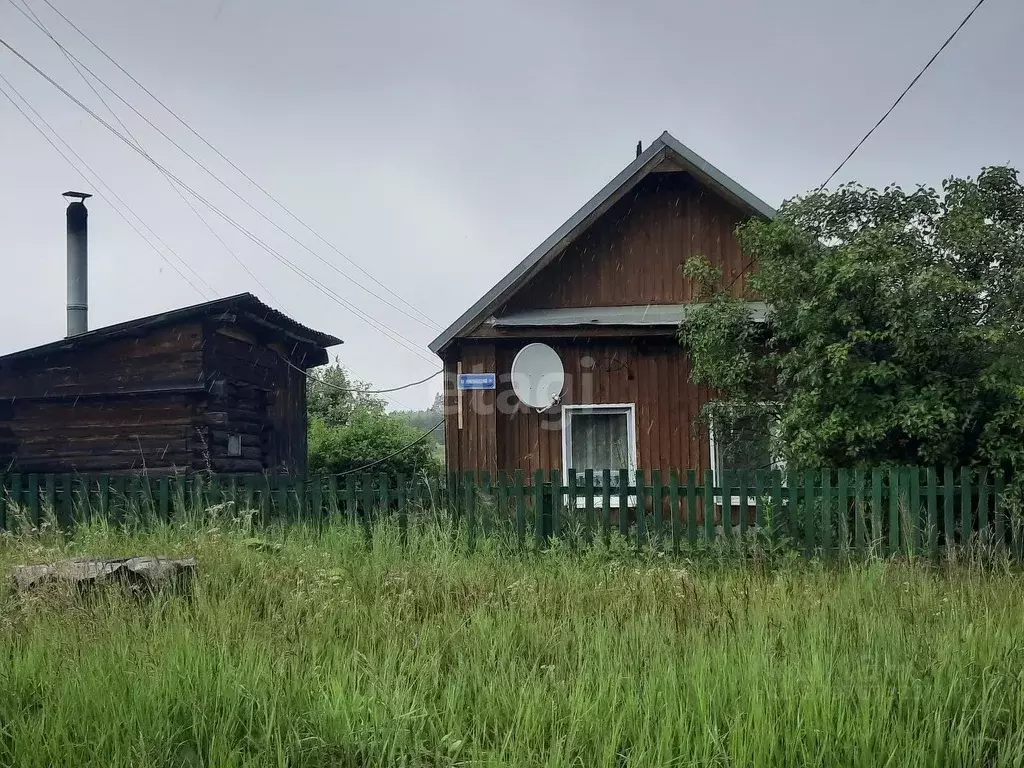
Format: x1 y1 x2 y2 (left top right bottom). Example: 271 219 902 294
290 361 441 394
19 0 441 332
35 0 439 331
818 0 990 190
720 0 992 295
335 419 444 476
0 36 439 366
0 73 214 298
1 72 423 412
9 0 281 305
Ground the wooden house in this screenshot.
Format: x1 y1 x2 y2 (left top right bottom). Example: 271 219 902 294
0 293 340 476
430 132 776 485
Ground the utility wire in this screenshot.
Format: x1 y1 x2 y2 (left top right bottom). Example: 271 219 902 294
291 360 441 394
10 0 281 305
35 0 438 331
1 75 420 413
818 0 989 190
335 419 444 477
720 0 991 295
21 0 440 332
0 74 213 298
0 36 439 366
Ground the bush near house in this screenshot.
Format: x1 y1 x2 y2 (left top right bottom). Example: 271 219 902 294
306 362 440 477
682 166 1024 473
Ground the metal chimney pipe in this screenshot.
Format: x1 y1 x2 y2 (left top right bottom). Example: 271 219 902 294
63 191 91 337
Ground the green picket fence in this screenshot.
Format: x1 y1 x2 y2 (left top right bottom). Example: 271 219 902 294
0 468 1016 557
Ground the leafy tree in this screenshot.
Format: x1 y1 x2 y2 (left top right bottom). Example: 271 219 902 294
681 166 1024 472
306 361 384 429
306 361 442 476
308 410 438 477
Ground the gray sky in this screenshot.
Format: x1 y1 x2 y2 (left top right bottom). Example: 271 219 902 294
1 0 1020 409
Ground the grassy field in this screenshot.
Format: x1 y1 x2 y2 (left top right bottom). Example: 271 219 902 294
1 515 1024 767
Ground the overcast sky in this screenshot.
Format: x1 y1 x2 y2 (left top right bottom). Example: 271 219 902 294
1 0 1020 409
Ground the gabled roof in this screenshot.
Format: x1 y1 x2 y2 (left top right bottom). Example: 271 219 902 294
0 293 342 364
429 131 776 354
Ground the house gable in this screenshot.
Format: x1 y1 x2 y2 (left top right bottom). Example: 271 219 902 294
494 171 752 318
430 131 774 353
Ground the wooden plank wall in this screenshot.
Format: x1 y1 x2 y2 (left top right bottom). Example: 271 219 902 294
444 340 712 474
500 172 752 314
494 340 712 475
443 344 497 475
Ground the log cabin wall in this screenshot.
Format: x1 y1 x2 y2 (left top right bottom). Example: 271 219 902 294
202 327 309 474
0 323 205 474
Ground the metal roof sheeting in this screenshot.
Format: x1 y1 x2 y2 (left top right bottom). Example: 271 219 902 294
491 302 769 328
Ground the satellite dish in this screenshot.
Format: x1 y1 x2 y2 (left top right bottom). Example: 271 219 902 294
511 343 565 410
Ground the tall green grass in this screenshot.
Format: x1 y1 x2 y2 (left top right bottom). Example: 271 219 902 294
1 514 1023 767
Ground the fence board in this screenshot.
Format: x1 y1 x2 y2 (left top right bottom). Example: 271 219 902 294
601 469 612 543
821 469 832 556
770 471 783 542
961 468 973 547
583 469 595 545
994 473 1005 552
635 469 647 548
618 469 629 538
754 471 766 532
652 470 664 546
926 468 938 560
533 469 545 547
28 474 40 528
978 469 990 544
888 468 900 555
669 471 681 554
720 470 732 541
803 471 815 556
514 469 526 546
686 471 698 545
738 473 749 539
854 468 866 549
703 471 715 542
908 467 921 556
836 469 848 552
550 469 562 542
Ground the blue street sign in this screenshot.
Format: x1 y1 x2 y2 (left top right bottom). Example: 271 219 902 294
457 373 496 390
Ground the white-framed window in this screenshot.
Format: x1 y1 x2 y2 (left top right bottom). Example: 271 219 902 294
709 412 784 505
227 434 242 457
561 404 637 507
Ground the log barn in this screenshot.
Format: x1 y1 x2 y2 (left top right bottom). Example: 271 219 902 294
431 131 778 488
0 293 340 475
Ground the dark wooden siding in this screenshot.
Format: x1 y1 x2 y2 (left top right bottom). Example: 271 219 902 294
202 329 308 474
444 344 497 475
0 324 205 474
445 340 712 474
496 172 752 317
0 324 204 398
0 396 199 473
